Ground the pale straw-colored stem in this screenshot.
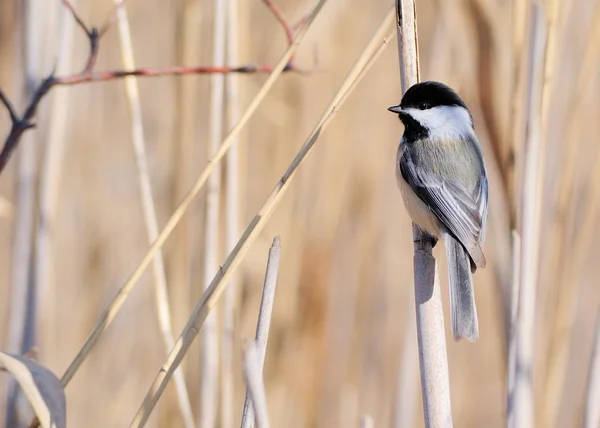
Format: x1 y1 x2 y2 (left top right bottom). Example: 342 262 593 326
221 0 241 425
513 4 547 427
395 1 452 426
113 3 196 428
506 230 521 428
5 0 46 424
35 0 77 362
240 237 281 428
128 9 395 426
199 0 227 425
242 342 271 428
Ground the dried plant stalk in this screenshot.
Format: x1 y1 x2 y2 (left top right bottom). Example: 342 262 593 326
127 8 395 426
394 0 452 426
242 341 271 428
512 4 547 428
506 230 521 428
199 0 228 425
222 0 241 425
241 237 281 428
113 3 195 428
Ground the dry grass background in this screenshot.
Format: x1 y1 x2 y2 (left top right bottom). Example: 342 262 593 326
0 0 599 427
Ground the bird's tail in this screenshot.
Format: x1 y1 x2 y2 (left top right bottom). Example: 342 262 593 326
444 232 479 341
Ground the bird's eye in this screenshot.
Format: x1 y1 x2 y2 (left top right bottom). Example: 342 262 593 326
418 102 429 110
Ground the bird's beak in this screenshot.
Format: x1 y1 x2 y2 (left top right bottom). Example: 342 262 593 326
387 104 403 114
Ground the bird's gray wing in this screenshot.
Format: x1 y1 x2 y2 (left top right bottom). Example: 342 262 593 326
399 153 487 269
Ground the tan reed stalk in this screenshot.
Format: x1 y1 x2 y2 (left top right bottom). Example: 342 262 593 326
242 341 271 428
512 3 547 427
113 3 196 428
5 0 48 424
394 0 452 426
199 0 228 425
221 0 242 426
506 230 521 428
127 9 395 426
240 237 281 428
35 0 77 363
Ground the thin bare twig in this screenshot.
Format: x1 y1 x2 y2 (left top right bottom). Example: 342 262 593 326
241 237 282 428
0 0 314 177
127 8 394 426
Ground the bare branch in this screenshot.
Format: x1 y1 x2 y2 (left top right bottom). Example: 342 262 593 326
0 0 316 177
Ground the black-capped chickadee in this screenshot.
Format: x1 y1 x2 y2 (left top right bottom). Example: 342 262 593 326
388 81 488 342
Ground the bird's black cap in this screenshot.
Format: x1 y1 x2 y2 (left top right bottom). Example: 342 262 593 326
399 81 468 110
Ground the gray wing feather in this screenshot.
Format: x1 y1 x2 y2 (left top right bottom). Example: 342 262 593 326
400 148 487 269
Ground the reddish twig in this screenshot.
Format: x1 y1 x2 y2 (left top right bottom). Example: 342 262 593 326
0 0 314 177
263 0 314 67
61 0 89 35
53 64 301 86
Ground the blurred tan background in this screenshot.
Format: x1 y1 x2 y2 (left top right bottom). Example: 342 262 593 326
0 0 599 427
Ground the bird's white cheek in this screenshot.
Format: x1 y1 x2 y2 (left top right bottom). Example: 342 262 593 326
404 106 473 140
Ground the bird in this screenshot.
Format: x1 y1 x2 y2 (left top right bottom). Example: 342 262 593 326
388 80 488 342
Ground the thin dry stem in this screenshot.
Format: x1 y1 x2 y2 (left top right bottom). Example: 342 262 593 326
395 0 452 426
113 3 195 428
34 0 78 392
513 4 547 427
506 230 522 428
243 342 271 428
199 0 227 425
55 0 325 393
221 0 242 425
241 237 282 428
127 9 394 426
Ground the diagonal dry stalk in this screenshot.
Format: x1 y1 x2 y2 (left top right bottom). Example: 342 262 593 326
112 2 195 428
127 8 395 427
394 0 452 426
241 237 281 428
52 0 327 398
512 3 547 427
